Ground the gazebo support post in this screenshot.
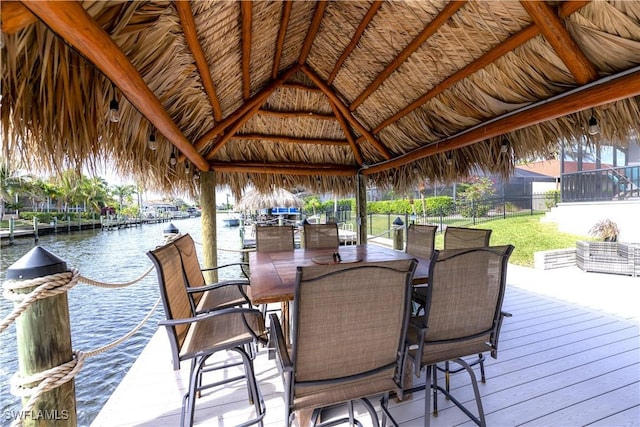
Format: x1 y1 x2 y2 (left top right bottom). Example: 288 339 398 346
200 171 218 283
356 173 367 244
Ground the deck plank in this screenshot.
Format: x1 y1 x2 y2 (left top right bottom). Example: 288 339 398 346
92 277 640 427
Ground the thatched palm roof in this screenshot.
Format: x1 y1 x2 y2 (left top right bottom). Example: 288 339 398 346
236 188 303 211
2 1 640 198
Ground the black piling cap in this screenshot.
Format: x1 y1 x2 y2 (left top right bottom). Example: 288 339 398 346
6 246 68 280
393 216 404 226
163 223 180 234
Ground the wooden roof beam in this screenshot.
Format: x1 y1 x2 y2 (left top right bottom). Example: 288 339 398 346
257 110 335 120
1 1 37 33
210 161 357 176
521 1 597 84
231 134 348 146
241 1 252 100
205 101 264 160
329 100 364 165
301 64 392 160
349 1 466 111
364 70 640 175
192 64 301 155
21 0 209 171
272 1 292 79
362 0 591 141
174 1 223 122
326 0 383 86
298 0 327 65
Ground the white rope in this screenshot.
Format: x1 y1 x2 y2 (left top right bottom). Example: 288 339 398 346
2 267 161 427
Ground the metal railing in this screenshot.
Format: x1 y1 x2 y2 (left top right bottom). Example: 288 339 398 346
562 165 640 202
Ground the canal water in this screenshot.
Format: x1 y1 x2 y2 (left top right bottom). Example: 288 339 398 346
0 217 244 426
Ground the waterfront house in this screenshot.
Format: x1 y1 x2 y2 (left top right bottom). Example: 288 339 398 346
2 1 640 425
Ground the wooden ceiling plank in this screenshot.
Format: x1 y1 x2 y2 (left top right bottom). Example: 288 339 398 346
272 1 292 79
231 134 348 146
349 1 466 111
520 1 597 84
329 100 364 165
174 1 222 122
20 0 210 171
361 0 591 141
210 161 357 176
1 1 37 33
326 0 383 86
257 109 336 120
192 64 300 154
298 0 327 65
364 70 640 175
241 1 253 100
301 65 392 160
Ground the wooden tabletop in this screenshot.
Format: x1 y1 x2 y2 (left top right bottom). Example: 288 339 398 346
248 244 430 305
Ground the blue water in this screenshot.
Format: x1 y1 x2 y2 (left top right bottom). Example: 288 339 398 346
0 217 244 426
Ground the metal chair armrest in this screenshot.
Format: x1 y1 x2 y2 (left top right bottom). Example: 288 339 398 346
269 313 293 372
202 262 250 279
159 306 262 326
185 279 249 295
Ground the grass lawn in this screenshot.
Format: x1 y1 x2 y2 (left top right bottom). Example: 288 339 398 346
349 213 590 267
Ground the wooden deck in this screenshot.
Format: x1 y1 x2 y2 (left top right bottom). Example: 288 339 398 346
92 266 639 426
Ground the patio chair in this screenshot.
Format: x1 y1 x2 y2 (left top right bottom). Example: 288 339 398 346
303 223 339 249
406 224 438 315
172 233 252 315
255 225 295 252
271 259 418 426
443 226 492 249
440 226 492 390
404 245 514 427
148 241 268 427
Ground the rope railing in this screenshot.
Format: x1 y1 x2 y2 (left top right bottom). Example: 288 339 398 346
1 262 160 427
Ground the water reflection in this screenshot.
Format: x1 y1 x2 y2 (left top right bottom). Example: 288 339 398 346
1 217 243 426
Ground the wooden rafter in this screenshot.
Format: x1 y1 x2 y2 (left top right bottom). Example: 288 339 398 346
298 0 327 65
1 1 37 33
326 0 383 86
231 134 348 146
272 1 292 79
301 65 392 160
210 161 356 176
191 64 301 155
349 1 466 111
205 102 264 160
329 101 364 165
241 1 252 100
257 110 335 120
364 70 640 175
21 0 210 171
174 1 222 122
520 1 597 84
361 0 591 141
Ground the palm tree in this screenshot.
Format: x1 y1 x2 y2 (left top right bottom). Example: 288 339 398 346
81 176 110 213
111 184 136 215
0 162 27 218
54 169 83 213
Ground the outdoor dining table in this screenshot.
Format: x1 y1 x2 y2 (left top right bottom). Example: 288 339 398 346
248 244 430 339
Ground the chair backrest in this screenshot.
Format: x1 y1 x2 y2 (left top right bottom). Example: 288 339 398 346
444 226 492 249
172 233 206 309
291 259 417 395
255 225 295 252
147 241 193 354
303 223 339 249
420 245 514 359
406 224 438 259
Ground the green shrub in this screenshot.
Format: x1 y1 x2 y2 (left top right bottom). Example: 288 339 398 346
544 190 560 209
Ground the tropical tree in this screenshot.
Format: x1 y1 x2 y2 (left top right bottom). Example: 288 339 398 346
111 184 137 215
54 169 83 213
81 176 111 213
303 195 322 215
0 162 27 218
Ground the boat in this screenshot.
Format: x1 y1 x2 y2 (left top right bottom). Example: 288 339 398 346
223 214 240 227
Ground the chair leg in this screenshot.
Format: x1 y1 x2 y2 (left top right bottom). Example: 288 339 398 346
432 364 439 417
233 346 265 426
424 365 433 427
479 354 486 383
